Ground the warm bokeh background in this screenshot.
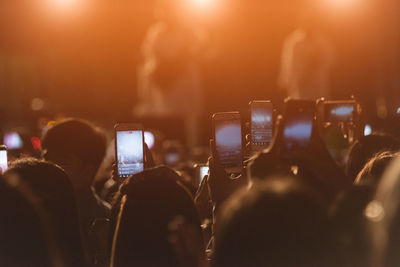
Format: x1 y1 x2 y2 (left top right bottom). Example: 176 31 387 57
1 0 400 133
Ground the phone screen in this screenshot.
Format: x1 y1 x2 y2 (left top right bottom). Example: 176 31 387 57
283 108 314 151
215 116 242 172
199 166 209 183
116 130 144 178
251 103 273 146
0 150 8 174
325 103 355 123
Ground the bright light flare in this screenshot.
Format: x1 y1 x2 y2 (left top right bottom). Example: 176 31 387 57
187 0 220 15
52 0 78 8
191 0 213 8
47 0 85 16
319 0 363 10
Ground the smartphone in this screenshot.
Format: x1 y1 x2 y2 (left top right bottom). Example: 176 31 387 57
114 124 145 178
282 100 316 152
212 112 243 174
250 100 273 150
194 164 209 185
0 145 8 174
323 100 357 123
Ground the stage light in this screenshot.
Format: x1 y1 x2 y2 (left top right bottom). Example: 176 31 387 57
319 0 363 10
188 0 219 14
192 0 213 8
52 0 78 8
47 0 85 16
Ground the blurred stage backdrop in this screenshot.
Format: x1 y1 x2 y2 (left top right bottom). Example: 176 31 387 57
1 0 400 142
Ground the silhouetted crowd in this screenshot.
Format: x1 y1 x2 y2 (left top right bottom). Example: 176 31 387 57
2 98 400 267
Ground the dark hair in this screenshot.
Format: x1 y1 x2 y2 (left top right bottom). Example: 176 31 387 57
111 167 202 267
0 175 62 266
355 151 400 188
213 177 335 267
366 156 400 266
4 158 87 267
346 134 400 181
331 185 373 267
41 118 107 170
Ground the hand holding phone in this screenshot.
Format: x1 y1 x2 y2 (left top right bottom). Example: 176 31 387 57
114 124 145 178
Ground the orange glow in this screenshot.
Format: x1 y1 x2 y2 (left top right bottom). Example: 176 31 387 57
52 0 78 7
192 0 213 8
48 0 82 14
320 0 363 10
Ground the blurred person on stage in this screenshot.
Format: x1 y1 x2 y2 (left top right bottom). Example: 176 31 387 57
278 3 336 100
134 0 209 148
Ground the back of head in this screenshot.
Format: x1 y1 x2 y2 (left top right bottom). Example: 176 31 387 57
347 133 400 181
355 151 400 188
112 167 202 267
41 118 107 185
0 176 60 266
331 185 373 266
213 177 334 267
4 158 86 267
366 157 400 267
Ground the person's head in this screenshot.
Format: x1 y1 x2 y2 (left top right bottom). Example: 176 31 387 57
4 158 86 267
41 118 107 190
213 176 335 267
0 174 63 266
366 156 400 266
355 151 400 188
346 133 400 181
111 166 202 267
331 185 373 267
